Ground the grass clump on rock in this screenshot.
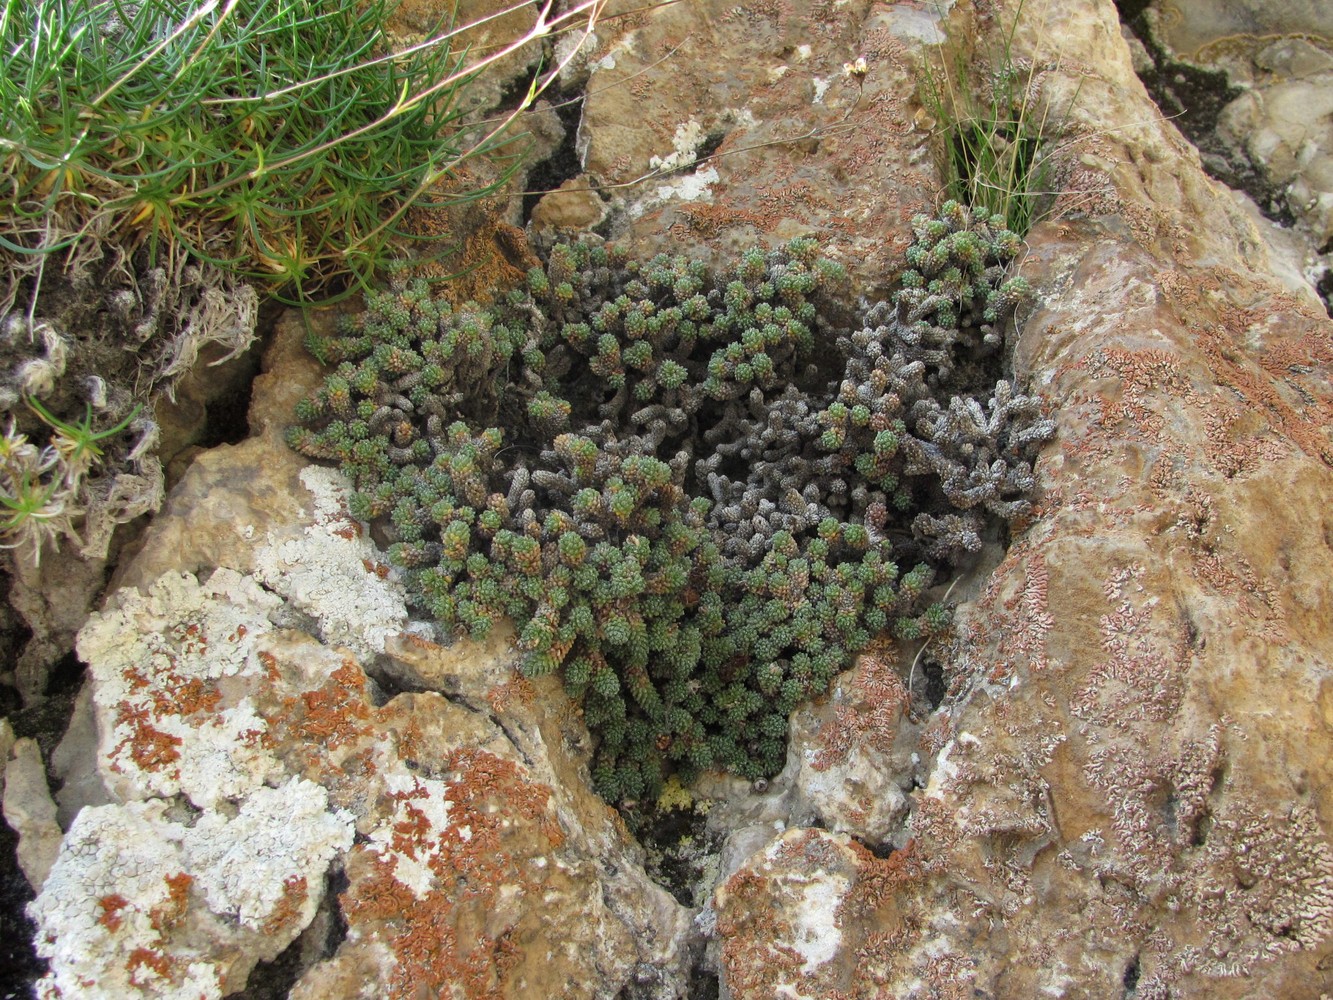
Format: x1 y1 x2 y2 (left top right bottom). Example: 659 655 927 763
291 202 1053 802
0 0 542 303
0 0 606 565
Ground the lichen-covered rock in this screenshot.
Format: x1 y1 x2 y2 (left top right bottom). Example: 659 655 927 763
787 647 918 846
29 780 353 1000
710 828 929 999
36 387 692 997
579 0 942 289
76 569 287 809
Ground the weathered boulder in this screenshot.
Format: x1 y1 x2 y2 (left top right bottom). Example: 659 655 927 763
530 176 609 235
1139 0 1333 268
1145 0 1331 65
579 0 940 290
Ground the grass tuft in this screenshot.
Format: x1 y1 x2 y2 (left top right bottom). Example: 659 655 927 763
918 0 1071 236
0 0 599 304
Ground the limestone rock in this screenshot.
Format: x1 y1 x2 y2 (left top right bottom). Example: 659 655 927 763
49 682 113 827
1146 0 1332 64
383 0 550 116
110 310 330 595
2 738 62 890
1137 1 1333 281
8 547 109 704
28 0 1333 996
710 828 927 999
30 781 353 1000
579 0 940 291
1216 55 1333 245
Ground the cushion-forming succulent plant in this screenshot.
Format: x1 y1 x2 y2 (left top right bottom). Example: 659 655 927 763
291 203 1053 801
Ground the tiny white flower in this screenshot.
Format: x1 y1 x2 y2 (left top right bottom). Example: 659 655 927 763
842 56 868 79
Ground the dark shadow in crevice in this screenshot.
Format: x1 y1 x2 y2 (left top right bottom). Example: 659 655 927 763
688 969 721 1000
619 801 718 908
1113 1 1294 227
921 656 947 710
1317 267 1333 318
521 89 588 225
694 129 727 167
0 652 85 999
0 813 45 999
853 834 899 860
1123 952 1141 994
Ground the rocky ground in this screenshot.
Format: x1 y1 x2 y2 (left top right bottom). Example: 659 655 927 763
2 0 1332 997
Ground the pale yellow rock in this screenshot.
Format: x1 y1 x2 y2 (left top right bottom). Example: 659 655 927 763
2 738 62 890
529 177 607 233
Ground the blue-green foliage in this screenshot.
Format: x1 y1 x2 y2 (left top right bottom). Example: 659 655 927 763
290 202 1049 802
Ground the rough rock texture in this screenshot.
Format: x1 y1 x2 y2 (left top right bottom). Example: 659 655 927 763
1215 43 1333 245
578 0 940 291
8 548 111 705
529 176 609 234
709 827 924 998
32 778 352 1000
49 682 114 827
29 310 692 999
785 645 919 847
1146 0 1331 65
20 0 1333 996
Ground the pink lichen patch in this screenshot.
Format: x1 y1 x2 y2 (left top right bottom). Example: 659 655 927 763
1070 563 1191 725
952 543 1056 687
1202 403 1289 479
1081 346 1196 445
1150 267 1333 465
811 648 908 771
